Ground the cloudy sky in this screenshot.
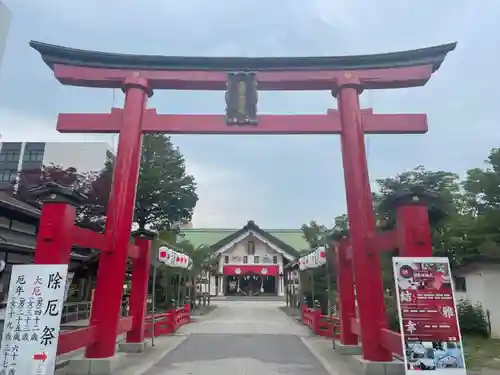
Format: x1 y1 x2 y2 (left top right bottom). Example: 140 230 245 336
0 0 499 229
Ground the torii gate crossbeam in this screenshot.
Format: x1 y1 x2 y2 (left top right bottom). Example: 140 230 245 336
56 108 428 135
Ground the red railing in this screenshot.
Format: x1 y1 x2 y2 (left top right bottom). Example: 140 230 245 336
144 304 191 338
57 316 133 355
301 305 340 339
57 305 191 355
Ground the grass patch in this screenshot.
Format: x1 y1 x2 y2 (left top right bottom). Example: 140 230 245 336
464 336 500 369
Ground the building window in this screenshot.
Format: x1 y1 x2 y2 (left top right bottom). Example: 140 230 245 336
0 170 16 182
23 151 44 162
254 256 260 264
224 256 229 264
0 151 20 162
454 277 466 292
243 256 248 264
272 256 278 264
247 240 255 255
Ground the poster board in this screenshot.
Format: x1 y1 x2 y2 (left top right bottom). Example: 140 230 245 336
393 257 466 374
0 264 68 375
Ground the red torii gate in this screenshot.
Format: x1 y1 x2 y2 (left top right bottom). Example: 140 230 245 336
30 41 455 365
334 188 438 358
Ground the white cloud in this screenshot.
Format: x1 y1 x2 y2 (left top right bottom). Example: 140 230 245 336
0 107 115 143
184 161 259 228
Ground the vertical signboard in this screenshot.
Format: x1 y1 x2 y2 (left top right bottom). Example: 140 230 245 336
393 257 466 374
225 72 258 125
0 264 68 375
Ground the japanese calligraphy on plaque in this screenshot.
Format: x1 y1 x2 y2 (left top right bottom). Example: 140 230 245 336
0 264 68 375
225 72 258 126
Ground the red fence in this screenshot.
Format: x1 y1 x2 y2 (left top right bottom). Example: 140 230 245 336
29 183 195 358
57 315 133 355
144 304 191 337
57 305 191 355
301 305 340 339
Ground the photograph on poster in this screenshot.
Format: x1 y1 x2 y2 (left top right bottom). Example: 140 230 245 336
393 257 466 374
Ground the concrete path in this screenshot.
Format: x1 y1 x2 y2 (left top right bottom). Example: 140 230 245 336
181 300 309 335
135 300 356 375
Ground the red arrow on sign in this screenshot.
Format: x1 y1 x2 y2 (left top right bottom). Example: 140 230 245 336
33 352 47 361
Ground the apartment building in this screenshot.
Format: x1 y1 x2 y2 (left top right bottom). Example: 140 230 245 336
0 141 115 191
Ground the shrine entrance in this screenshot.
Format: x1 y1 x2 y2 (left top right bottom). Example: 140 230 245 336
225 274 276 296
29 40 456 368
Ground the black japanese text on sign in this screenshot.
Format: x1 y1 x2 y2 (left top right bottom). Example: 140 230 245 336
0 265 68 375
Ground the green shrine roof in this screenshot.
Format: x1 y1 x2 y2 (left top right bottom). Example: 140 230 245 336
178 224 309 255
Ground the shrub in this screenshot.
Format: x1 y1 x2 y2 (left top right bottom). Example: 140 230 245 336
457 299 489 337
385 299 490 337
386 303 400 331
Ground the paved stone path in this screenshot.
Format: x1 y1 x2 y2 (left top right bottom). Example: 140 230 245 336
142 300 338 375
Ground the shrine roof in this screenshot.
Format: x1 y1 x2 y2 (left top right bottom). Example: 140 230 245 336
0 192 40 220
178 221 309 257
29 41 456 72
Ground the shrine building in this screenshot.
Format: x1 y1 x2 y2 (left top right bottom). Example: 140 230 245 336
179 221 307 297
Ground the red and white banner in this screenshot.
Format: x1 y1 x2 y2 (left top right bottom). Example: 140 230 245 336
393 257 466 375
158 246 192 270
223 265 279 276
298 247 327 270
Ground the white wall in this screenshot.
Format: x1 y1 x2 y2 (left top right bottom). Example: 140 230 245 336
456 265 500 338
214 234 286 296
217 235 283 274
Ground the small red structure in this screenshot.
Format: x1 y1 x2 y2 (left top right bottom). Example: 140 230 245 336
29 182 152 356
301 304 340 339
29 41 455 365
334 189 437 359
144 304 190 337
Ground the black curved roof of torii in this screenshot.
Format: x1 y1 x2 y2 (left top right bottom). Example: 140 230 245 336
29 41 457 72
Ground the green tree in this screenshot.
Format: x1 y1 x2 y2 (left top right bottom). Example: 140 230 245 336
463 148 500 212
95 134 198 231
153 235 214 308
458 148 500 265
333 214 349 231
300 221 339 313
373 166 460 230
135 135 198 230
301 214 347 250
12 164 106 230
301 221 328 249
13 164 88 207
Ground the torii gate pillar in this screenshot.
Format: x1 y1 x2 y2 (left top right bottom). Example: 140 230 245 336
334 76 391 361
85 77 152 358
